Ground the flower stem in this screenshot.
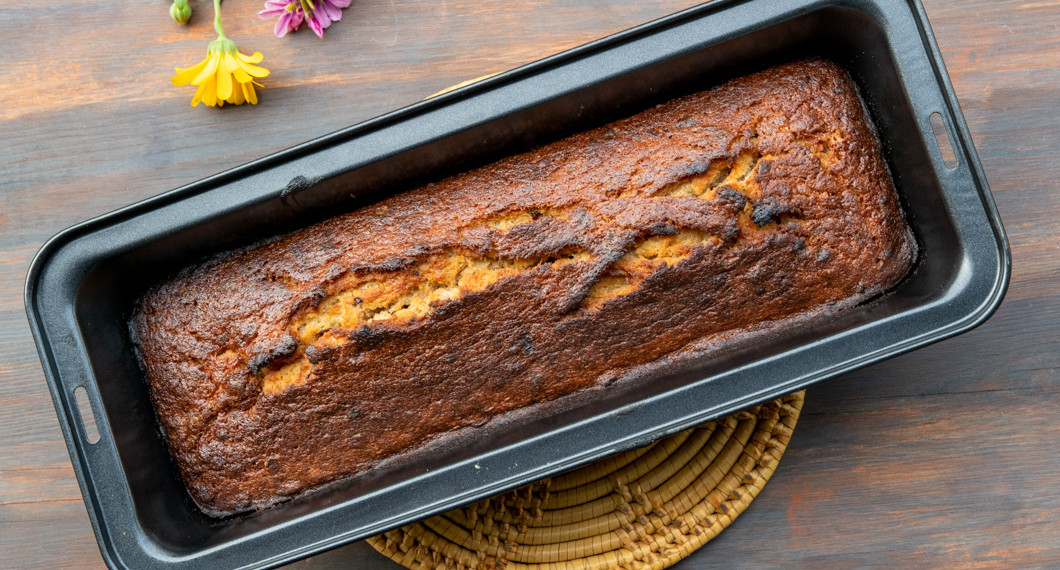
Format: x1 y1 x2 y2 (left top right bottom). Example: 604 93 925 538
213 0 225 39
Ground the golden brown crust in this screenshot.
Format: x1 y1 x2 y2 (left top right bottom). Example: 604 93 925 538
132 60 915 515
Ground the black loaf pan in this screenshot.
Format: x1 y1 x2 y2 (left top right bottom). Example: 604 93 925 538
25 0 1009 568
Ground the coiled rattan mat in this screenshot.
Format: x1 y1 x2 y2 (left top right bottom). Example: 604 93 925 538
367 390 804 569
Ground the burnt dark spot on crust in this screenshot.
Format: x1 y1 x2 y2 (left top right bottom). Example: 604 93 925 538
717 186 747 210
750 203 775 227
750 201 791 227
680 160 714 177
349 324 382 349
647 222 679 237
374 257 417 273
247 336 299 373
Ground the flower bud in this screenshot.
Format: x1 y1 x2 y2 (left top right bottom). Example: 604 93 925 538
170 0 192 25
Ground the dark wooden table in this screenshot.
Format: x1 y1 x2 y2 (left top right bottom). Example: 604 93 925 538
2 1 1057 568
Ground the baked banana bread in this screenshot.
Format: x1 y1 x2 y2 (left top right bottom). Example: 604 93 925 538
132 60 915 516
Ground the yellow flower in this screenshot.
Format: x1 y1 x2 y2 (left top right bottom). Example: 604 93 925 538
172 38 270 107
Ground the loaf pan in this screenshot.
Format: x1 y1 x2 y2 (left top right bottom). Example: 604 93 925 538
25 0 1009 567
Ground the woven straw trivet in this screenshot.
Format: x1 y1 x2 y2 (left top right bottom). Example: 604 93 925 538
368 390 804 569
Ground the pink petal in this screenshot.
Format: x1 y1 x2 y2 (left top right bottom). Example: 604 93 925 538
274 14 291 36
318 1 341 21
316 9 334 28
259 0 293 18
306 15 324 38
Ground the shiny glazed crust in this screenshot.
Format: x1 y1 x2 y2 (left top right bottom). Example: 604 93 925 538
132 60 915 516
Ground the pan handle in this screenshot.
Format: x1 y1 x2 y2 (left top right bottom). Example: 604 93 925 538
72 385 102 445
928 111 960 170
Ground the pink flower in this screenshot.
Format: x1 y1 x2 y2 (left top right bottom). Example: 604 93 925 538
304 0 352 38
259 0 304 37
259 0 351 39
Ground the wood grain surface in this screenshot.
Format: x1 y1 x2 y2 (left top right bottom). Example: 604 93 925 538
1 0 1057 568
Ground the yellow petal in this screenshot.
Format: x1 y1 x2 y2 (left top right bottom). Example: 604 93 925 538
243 81 258 105
236 51 264 64
200 74 218 107
228 81 246 105
172 57 210 87
191 83 206 107
216 67 233 101
223 53 239 74
235 54 271 79
232 65 252 84
237 59 270 79
192 53 222 86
